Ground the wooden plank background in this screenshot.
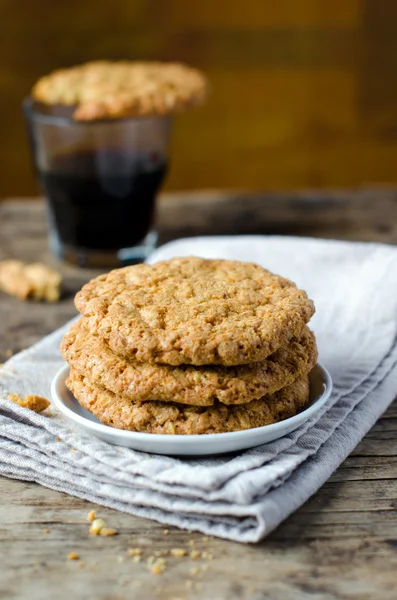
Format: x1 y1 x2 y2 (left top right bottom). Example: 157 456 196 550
1 0 397 196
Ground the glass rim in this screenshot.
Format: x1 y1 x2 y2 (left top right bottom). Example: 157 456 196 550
22 96 172 127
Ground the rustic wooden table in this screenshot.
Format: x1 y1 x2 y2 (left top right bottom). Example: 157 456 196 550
1 193 397 600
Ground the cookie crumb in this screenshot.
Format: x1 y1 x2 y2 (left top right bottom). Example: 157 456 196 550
151 564 165 575
77 561 85 568
99 527 118 537
132 555 141 564
201 552 213 560
5 349 13 358
128 548 142 556
190 550 200 559
8 393 50 413
87 510 96 522
149 557 166 575
154 549 168 557
73 257 314 372
42 528 49 534
89 518 106 535
163 529 169 535
171 548 187 557
67 552 79 561
0 260 61 302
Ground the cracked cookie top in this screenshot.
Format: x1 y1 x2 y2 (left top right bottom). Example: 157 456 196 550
75 257 315 366
32 60 208 120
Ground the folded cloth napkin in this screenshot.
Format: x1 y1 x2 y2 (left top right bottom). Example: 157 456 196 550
1 235 397 543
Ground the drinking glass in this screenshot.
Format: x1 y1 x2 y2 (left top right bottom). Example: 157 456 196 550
24 98 172 267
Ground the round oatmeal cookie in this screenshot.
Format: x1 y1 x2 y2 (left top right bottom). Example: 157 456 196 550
32 60 208 120
66 369 310 435
75 257 315 366
61 319 317 406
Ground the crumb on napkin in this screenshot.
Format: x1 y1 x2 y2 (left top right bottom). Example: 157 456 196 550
7 393 50 413
0 259 62 302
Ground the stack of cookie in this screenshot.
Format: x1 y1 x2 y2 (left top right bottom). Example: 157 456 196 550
61 258 317 435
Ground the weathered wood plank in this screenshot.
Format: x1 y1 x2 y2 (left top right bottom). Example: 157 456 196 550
156 188 397 244
351 438 397 456
1 476 397 600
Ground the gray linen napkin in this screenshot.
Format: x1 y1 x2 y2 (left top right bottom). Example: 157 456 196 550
1 235 397 543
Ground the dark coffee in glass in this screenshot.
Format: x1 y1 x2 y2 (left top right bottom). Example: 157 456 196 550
24 100 172 267
40 149 167 257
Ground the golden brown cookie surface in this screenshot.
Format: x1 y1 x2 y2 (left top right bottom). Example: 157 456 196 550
61 319 317 406
75 257 315 366
32 60 208 120
66 369 310 435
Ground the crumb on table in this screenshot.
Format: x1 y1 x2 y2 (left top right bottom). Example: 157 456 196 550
148 556 167 575
7 392 50 413
128 548 142 556
132 555 141 563
67 552 79 561
89 518 106 535
99 527 118 537
0 259 62 302
171 548 187 557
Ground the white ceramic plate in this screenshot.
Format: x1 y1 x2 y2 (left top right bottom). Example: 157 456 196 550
51 363 332 456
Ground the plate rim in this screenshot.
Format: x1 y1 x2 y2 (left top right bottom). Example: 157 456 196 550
51 362 333 445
